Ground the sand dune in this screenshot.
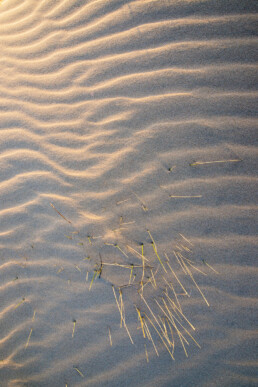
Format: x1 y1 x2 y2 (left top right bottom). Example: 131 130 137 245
0 0 257 386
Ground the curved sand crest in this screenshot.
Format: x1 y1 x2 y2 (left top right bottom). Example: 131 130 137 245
0 0 257 386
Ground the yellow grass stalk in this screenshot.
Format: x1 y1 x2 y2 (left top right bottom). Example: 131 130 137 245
129 264 134 284
25 328 33 349
163 294 195 331
143 318 159 356
144 314 175 360
180 259 209 306
165 253 189 297
170 316 189 357
32 310 36 322
136 307 145 338
119 289 124 328
140 277 152 292
173 250 188 275
108 327 112 346
89 270 97 290
112 286 134 344
72 320 76 338
140 294 163 331
180 244 192 252
158 316 171 347
150 268 157 289
161 298 200 349
177 252 195 264
169 195 202 198
74 265 81 273
162 294 183 324
177 253 207 276
190 159 242 166
105 243 128 258
157 315 174 348
179 233 194 246
14 298 25 310
115 244 128 258
165 318 175 347
126 244 149 261
151 242 167 273
147 229 156 248
159 303 190 356
162 276 182 312
74 367 84 378
203 260 219 274
140 256 145 294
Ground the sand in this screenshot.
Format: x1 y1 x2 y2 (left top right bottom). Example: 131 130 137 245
0 0 257 386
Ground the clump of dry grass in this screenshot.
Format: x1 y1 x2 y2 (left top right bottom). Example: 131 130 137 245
50 195 218 362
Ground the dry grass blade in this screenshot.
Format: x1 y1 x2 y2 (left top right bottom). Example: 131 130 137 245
179 234 194 246
119 289 124 328
165 253 189 297
190 159 242 166
203 260 219 274
112 286 134 344
152 243 167 273
126 244 149 261
25 328 33 349
108 327 112 346
144 344 149 362
129 264 134 284
161 298 200 349
163 294 195 331
14 298 25 310
144 314 175 360
180 244 192 252
105 243 128 258
143 318 159 356
136 307 146 338
72 320 76 338
162 276 182 312
132 191 148 211
73 367 84 378
50 203 72 225
180 259 210 306
169 195 202 198
170 315 189 357
140 294 163 332
147 229 166 272
173 250 188 275
89 270 97 290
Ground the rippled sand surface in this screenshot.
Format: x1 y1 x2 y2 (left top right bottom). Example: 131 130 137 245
0 1 257 386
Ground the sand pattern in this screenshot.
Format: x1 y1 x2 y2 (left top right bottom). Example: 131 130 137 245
0 1 257 386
